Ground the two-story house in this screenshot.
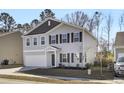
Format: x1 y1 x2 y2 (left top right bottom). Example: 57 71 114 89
22 18 97 68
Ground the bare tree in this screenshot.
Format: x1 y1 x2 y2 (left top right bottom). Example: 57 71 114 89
119 12 124 31
65 11 89 27
105 14 113 51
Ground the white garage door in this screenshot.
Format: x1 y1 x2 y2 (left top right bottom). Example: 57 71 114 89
24 54 46 67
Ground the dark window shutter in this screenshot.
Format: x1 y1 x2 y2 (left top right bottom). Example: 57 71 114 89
56 35 58 44
79 53 82 63
80 32 82 42
67 53 70 63
71 53 74 63
67 33 70 43
60 53 62 62
49 35 51 44
60 34 62 43
71 33 73 42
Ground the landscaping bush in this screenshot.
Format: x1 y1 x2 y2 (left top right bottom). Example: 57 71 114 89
85 63 92 69
1 59 9 65
94 61 100 67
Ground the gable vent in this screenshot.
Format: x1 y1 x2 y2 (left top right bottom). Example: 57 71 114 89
48 21 51 26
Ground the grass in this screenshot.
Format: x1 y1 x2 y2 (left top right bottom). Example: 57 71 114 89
20 66 114 80
0 64 22 69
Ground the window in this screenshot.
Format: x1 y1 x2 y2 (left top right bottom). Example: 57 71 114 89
117 57 124 62
62 34 67 43
33 38 37 45
73 33 80 42
62 54 67 62
51 35 56 44
26 38 30 46
71 53 74 63
60 53 68 62
79 53 82 63
41 37 45 45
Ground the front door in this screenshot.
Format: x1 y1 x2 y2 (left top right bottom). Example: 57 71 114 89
51 54 55 66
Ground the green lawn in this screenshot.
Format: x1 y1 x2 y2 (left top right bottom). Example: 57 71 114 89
0 64 22 69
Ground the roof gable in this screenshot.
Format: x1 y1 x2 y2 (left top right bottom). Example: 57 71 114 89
24 18 96 41
25 19 61 35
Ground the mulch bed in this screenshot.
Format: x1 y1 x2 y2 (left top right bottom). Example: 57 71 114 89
20 67 114 80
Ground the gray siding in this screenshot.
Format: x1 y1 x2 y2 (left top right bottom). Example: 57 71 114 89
116 48 124 60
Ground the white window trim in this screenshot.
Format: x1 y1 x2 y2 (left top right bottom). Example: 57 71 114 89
51 35 56 44
25 38 31 47
62 54 67 62
73 33 80 42
62 34 67 43
33 37 38 46
40 36 45 45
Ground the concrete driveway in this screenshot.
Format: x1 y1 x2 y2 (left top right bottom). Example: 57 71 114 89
0 78 45 84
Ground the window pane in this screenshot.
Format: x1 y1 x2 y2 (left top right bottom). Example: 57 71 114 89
26 38 30 46
33 38 37 45
74 33 80 42
41 37 45 45
63 54 66 62
51 35 56 44
118 57 124 62
62 34 67 43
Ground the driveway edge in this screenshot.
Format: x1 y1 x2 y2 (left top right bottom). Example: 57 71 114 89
0 74 68 83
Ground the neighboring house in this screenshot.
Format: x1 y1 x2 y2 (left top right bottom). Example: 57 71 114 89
115 32 124 61
0 31 23 64
22 18 97 68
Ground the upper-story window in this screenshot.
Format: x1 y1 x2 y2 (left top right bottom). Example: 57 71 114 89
41 37 45 45
33 38 37 45
73 33 80 42
51 35 56 44
26 38 30 46
62 34 67 43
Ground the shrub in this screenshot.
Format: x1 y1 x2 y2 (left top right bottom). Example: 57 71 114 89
85 63 92 69
1 59 9 65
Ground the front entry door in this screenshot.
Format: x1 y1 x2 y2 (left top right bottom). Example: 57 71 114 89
51 54 55 66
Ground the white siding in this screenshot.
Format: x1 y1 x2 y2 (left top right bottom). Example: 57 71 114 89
83 31 97 64
23 23 97 68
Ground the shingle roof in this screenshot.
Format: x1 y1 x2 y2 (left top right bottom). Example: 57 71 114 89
0 31 22 37
25 19 61 35
115 32 124 46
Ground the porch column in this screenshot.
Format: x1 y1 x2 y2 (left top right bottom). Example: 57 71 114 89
54 50 57 67
44 48 47 67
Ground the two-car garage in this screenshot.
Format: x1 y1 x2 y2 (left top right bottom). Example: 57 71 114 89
24 52 47 67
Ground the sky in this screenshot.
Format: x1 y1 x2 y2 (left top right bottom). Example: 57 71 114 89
0 9 123 42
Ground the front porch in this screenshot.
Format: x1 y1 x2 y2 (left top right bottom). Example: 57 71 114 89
45 46 61 68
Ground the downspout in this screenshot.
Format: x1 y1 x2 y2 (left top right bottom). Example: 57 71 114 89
82 29 85 68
